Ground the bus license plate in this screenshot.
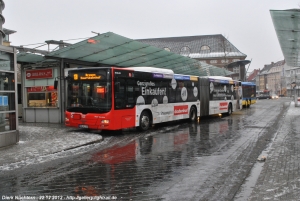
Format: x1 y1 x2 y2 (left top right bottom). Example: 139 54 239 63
79 124 88 128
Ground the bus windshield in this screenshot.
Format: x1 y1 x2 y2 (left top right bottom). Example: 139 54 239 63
66 69 112 113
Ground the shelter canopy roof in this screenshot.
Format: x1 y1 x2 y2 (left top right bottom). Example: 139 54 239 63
226 60 251 68
18 32 233 76
270 9 300 67
17 52 45 63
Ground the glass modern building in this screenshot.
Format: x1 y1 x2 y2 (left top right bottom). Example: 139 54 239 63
0 45 19 148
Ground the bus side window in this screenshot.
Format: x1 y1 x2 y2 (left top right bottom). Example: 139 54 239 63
114 79 125 109
114 78 136 109
176 81 184 102
158 80 169 103
115 82 120 92
168 81 176 103
126 79 136 107
127 86 134 103
186 81 194 101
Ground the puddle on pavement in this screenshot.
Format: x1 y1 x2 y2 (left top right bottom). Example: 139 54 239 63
233 160 265 201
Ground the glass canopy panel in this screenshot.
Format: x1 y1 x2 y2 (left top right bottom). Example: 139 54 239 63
160 60 198 73
201 62 233 76
83 41 152 64
209 67 227 76
270 9 300 67
144 55 189 68
133 54 181 67
159 59 191 69
104 46 169 66
17 53 45 63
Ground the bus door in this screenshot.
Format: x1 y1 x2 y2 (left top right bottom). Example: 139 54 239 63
114 78 136 129
199 78 210 116
238 82 242 110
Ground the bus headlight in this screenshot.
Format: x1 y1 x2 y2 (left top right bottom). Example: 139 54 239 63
101 120 110 124
65 117 69 121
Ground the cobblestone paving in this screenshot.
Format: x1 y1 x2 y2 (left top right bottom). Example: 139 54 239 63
249 102 300 201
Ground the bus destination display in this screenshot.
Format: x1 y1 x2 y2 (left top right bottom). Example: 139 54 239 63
73 73 102 80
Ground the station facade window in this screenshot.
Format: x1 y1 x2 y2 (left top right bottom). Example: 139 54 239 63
26 86 58 107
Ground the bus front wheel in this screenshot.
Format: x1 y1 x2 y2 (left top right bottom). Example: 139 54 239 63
189 106 197 121
138 111 151 131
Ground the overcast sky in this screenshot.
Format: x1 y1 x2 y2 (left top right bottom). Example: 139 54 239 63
3 0 300 72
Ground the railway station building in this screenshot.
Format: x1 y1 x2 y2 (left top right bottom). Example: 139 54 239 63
137 35 249 81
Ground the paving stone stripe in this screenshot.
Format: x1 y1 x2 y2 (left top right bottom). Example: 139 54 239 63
248 102 300 201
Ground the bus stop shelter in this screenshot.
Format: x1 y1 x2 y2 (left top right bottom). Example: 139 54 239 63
17 32 233 123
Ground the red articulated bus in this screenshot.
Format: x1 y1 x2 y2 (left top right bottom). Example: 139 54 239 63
64 67 239 131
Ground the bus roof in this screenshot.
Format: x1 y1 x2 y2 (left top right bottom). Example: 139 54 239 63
241 82 256 86
201 76 233 80
200 76 238 84
126 67 174 75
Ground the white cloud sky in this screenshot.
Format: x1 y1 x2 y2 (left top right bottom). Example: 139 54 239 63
3 0 300 71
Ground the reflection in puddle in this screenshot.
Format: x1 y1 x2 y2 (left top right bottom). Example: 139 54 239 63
92 141 137 165
234 162 265 201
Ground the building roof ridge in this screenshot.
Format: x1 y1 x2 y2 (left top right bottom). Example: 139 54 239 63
135 34 223 41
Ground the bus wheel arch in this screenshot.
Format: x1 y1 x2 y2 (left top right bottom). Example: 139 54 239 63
137 109 152 131
189 106 197 121
244 99 248 108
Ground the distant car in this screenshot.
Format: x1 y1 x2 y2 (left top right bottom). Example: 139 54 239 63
271 94 279 99
257 94 271 99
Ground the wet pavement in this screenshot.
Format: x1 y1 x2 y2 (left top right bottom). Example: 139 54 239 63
0 123 103 171
247 100 300 201
0 98 299 201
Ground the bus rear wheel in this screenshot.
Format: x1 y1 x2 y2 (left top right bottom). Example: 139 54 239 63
227 103 232 116
138 111 151 131
248 99 251 108
189 106 197 121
